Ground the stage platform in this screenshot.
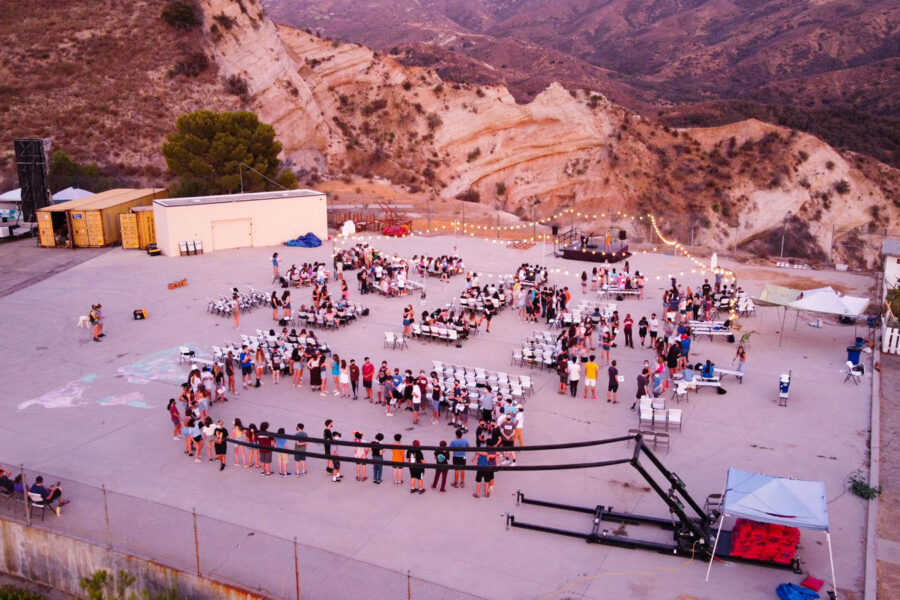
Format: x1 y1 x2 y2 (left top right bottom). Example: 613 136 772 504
558 240 630 263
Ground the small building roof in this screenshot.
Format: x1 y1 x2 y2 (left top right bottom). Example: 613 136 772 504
39 188 167 212
882 238 900 256
154 189 324 208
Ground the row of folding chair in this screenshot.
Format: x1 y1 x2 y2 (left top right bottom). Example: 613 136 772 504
410 323 461 344
432 361 533 396
512 347 556 370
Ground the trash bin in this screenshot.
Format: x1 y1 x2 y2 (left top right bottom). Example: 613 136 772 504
779 374 791 396
847 346 862 365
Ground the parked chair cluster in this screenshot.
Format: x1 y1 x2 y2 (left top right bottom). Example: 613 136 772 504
637 397 683 432
512 331 559 369
207 287 268 317
432 361 533 404
410 321 471 344
179 240 204 255
626 429 670 453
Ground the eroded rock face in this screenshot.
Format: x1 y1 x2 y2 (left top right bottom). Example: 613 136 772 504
201 0 340 169
203 0 897 266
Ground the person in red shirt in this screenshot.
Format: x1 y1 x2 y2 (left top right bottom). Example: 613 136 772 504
362 357 375 401
623 314 634 348
257 421 275 477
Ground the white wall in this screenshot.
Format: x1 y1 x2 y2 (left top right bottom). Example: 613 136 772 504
153 194 327 256
886 254 900 291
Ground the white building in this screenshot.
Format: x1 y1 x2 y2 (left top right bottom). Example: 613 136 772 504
152 189 327 256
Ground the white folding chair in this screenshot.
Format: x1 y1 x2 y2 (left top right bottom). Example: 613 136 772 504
384 332 396 349
667 409 683 432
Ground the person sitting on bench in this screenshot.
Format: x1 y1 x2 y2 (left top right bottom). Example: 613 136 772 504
701 360 715 379
682 364 695 383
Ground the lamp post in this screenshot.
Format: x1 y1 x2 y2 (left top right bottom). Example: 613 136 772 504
779 212 792 258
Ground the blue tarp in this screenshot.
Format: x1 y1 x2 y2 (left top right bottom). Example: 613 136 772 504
285 232 322 248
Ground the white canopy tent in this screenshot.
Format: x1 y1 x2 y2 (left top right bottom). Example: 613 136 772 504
0 188 21 202
52 186 93 203
705 468 835 596
753 284 870 344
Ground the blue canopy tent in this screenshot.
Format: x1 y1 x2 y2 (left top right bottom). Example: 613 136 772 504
706 468 835 596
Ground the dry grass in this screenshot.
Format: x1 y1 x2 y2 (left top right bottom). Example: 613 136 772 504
0 0 239 189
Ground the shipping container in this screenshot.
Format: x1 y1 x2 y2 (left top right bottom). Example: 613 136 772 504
36 195 104 248
134 205 156 248
120 213 139 249
37 188 167 248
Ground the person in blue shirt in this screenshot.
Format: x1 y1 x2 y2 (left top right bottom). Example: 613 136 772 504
239 346 253 389
272 252 280 278
449 429 469 488
275 428 289 476
28 476 67 516
701 360 715 379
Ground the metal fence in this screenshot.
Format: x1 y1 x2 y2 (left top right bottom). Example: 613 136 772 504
0 464 483 600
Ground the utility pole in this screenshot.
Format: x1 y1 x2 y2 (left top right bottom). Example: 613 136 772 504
780 212 792 258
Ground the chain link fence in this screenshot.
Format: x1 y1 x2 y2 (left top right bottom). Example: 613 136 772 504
0 464 482 600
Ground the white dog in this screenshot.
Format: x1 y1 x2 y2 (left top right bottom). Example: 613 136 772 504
77 315 90 329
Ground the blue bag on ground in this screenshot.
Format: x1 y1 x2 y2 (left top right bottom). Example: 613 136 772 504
776 583 819 600
285 233 322 248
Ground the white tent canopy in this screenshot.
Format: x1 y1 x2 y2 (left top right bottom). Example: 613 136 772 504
722 468 829 530
0 188 21 202
753 283 870 344
52 186 93 203
706 468 836 595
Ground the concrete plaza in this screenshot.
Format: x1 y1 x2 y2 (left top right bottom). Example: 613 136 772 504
0 232 875 599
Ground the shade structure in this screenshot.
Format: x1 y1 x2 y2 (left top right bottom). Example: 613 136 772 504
706 468 836 597
52 187 93 203
722 468 828 530
753 284 870 345
0 188 21 201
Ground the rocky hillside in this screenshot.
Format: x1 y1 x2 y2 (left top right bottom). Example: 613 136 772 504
1 0 896 268
265 0 900 168
0 0 242 190
205 0 897 267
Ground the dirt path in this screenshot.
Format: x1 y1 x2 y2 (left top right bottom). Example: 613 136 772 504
878 353 900 598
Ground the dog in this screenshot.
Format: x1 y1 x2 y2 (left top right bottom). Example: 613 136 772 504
77 315 90 329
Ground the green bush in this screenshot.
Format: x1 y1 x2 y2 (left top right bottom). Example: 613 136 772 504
456 189 480 203
848 471 881 500
161 1 199 29
0 584 44 600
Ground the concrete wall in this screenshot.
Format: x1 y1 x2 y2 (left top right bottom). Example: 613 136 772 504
153 194 327 256
0 520 265 600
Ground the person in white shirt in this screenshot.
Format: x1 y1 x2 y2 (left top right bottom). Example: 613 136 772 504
567 357 581 397
649 314 659 347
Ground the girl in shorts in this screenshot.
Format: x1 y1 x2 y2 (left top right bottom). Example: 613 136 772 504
430 372 442 424
167 399 181 440
354 431 369 481
232 419 248 468
339 359 350 398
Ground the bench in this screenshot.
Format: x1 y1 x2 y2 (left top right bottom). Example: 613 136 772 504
598 288 641 300
714 367 744 383
684 379 722 393
690 326 733 342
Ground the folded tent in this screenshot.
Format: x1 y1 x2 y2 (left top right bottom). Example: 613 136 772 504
706 468 835 597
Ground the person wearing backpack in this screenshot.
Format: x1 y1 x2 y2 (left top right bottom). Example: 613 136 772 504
431 441 450 492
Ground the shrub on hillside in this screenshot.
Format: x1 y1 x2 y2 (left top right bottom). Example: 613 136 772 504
170 52 209 78
0 584 44 600
225 74 249 101
456 188 480 203
161 1 199 29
